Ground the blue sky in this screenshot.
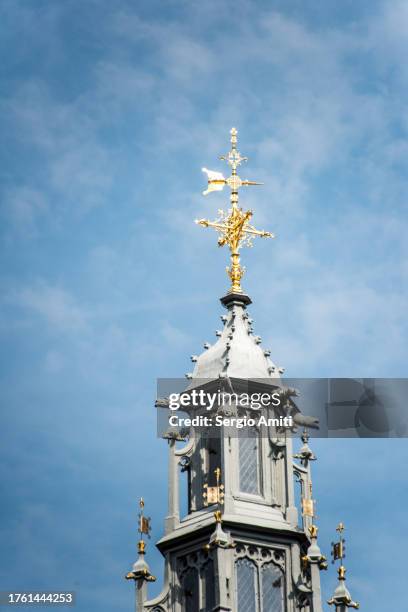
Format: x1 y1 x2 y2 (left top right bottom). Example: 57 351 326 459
0 0 407 610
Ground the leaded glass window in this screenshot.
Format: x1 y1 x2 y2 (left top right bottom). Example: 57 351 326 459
207 434 221 479
182 567 199 612
202 559 215 611
236 557 284 612
238 429 261 495
236 558 257 612
261 562 284 611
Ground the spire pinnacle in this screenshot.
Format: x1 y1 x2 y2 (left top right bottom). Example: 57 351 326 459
196 128 274 295
328 523 359 609
203 468 235 551
301 523 328 571
294 428 317 466
125 497 156 583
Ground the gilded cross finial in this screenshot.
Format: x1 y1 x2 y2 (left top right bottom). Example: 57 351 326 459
219 127 248 173
196 128 274 295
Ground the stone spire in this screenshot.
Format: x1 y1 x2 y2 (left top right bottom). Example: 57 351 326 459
125 499 156 610
203 467 235 551
294 431 327 612
126 127 359 612
187 293 282 380
190 129 284 386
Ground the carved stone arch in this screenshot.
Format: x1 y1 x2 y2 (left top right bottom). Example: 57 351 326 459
234 544 287 612
235 543 286 572
177 549 211 575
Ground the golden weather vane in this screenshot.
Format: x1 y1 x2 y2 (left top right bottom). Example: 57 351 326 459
196 128 274 295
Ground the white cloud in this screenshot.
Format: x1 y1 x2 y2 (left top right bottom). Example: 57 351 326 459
3 187 49 237
11 282 88 333
1 0 407 376
44 349 65 372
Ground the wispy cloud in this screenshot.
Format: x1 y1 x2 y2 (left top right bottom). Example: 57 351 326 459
1 2 407 610
10 282 88 333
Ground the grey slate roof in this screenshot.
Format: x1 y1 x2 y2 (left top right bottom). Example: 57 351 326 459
189 295 282 381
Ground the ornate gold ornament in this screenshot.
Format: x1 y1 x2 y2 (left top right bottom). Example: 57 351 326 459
203 467 225 507
138 497 151 537
331 522 345 564
302 498 315 517
196 128 274 294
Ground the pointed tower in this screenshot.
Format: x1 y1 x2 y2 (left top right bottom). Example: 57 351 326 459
128 129 342 611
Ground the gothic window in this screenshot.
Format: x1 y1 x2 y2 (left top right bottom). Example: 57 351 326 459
178 552 215 612
207 434 221 479
236 558 257 612
261 562 284 611
182 567 199 612
238 429 261 495
235 557 284 612
202 559 215 611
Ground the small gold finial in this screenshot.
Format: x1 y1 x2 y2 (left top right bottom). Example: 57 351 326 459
309 524 318 538
214 510 222 523
139 497 144 509
196 128 274 294
138 540 146 554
